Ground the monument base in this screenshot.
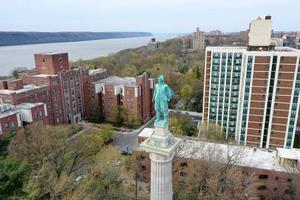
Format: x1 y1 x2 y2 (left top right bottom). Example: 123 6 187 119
140 124 182 200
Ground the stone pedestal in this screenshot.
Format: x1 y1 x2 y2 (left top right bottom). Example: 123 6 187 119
140 124 181 200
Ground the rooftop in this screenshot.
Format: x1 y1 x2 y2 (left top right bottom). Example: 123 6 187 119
206 46 300 53
36 52 67 55
32 74 58 78
140 129 298 173
178 139 298 173
0 84 43 95
277 148 300 161
89 68 107 76
15 102 44 110
94 76 137 86
0 109 19 119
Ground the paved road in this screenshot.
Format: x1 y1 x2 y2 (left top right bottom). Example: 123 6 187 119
113 132 138 153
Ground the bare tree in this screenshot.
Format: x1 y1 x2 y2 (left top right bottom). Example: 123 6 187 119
173 140 259 199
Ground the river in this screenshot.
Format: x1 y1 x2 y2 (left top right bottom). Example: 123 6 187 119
0 34 177 75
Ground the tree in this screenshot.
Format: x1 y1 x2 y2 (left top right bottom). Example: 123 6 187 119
10 124 82 199
62 146 125 200
173 143 259 199
0 133 28 200
0 132 14 158
180 84 193 110
76 127 113 159
110 106 124 125
198 121 226 141
124 151 148 200
11 67 28 79
170 113 196 137
192 62 201 80
124 112 141 129
0 156 27 199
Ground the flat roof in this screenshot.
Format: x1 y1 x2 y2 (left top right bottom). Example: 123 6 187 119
0 84 43 95
277 148 300 161
0 110 18 119
177 139 297 173
89 68 107 76
15 102 44 110
206 46 300 53
32 74 57 78
36 52 67 55
94 76 137 86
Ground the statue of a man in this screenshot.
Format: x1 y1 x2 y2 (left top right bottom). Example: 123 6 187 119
152 74 174 126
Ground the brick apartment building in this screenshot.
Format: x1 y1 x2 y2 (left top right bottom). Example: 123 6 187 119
203 16 300 149
92 73 155 123
0 103 47 136
0 53 108 125
137 134 300 200
0 52 155 134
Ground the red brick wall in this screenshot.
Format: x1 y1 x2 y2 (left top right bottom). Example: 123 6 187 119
268 56 298 148
203 50 211 122
7 79 23 90
35 53 69 75
102 85 118 121
0 80 8 90
83 70 108 120
30 104 49 125
247 56 271 147
136 74 152 122
0 113 20 136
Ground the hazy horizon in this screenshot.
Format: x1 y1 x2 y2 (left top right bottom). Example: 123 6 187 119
1 0 299 33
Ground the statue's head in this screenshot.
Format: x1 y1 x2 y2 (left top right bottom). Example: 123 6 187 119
157 74 164 84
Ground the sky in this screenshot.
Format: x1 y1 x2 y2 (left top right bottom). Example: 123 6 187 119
0 0 299 33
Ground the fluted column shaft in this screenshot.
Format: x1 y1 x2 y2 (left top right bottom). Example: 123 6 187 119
150 153 173 200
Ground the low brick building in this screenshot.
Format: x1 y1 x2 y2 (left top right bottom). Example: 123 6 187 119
0 103 48 136
138 133 300 199
92 73 155 123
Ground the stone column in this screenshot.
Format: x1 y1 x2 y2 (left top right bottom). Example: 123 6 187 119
150 153 173 200
140 125 181 200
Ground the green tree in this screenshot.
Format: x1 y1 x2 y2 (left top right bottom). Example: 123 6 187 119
0 132 14 158
63 146 125 200
198 121 225 141
10 124 82 199
170 113 196 137
111 106 124 125
0 156 27 200
124 112 141 129
180 84 193 110
0 133 28 200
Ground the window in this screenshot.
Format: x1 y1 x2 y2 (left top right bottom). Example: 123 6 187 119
257 185 267 190
259 174 268 179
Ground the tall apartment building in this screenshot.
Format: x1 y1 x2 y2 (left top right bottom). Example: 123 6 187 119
193 27 205 50
203 16 300 149
93 73 155 123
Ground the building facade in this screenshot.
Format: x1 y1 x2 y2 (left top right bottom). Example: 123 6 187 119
93 73 155 123
0 53 108 125
0 103 47 136
193 27 205 50
203 16 300 149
